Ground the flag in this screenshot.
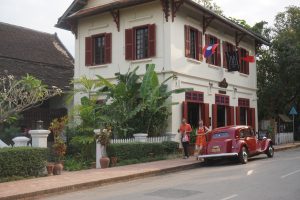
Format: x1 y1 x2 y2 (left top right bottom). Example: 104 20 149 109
226 51 240 72
202 44 219 58
241 55 255 63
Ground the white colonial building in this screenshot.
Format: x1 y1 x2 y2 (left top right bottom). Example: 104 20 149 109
57 0 269 135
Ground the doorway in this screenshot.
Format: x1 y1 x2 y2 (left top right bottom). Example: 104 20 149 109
187 102 201 128
217 105 226 127
240 107 247 125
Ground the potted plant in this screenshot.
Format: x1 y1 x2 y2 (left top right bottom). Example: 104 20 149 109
188 128 197 156
49 116 68 175
46 163 55 176
95 128 111 168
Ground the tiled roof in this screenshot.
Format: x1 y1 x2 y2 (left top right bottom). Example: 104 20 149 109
0 22 74 90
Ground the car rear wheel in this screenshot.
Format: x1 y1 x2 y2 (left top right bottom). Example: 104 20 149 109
238 147 248 164
266 144 274 158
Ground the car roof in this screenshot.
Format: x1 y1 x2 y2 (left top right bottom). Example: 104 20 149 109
211 125 251 133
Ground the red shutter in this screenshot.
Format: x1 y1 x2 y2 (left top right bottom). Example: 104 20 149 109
202 103 210 128
227 106 234 126
236 107 240 125
197 30 203 61
246 50 249 74
105 33 112 64
205 34 210 63
216 38 221 66
85 37 92 66
238 48 242 73
223 41 227 69
212 104 217 129
184 25 190 58
148 24 156 58
183 101 188 121
125 28 134 60
247 108 251 126
250 108 256 130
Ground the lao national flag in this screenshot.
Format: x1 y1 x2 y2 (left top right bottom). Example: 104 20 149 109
241 55 255 63
203 44 219 58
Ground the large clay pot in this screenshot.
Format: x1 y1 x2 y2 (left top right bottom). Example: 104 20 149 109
110 157 118 167
53 163 63 175
46 163 54 176
100 157 110 169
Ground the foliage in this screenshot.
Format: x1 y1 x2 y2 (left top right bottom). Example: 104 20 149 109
49 116 68 161
0 147 48 180
95 128 112 146
195 0 223 15
0 74 62 124
107 142 179 162
64 157 89 171
189 128 197 144
256 6 300 119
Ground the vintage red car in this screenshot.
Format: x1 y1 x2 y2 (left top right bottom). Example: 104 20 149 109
198 125 274 164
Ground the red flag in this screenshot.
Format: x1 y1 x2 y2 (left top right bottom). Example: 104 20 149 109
241 56 255 63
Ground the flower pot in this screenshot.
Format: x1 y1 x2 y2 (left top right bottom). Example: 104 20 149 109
100 157 110 169
110 157 118 167
46 163 54 176
53 163 63 175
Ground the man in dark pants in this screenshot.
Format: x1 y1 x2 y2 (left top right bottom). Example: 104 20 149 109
178 118 192 159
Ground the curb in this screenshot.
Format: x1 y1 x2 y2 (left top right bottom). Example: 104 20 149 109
274 144 300 152
0 162 201 200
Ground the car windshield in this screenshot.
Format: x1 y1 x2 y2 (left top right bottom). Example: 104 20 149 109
212 132 230 139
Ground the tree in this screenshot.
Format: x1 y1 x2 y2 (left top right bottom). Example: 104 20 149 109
0 74 62 124
195 0 223 15
256 6 300 119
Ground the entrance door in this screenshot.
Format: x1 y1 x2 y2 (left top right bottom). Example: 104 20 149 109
188 102 200 128
217 105 226 127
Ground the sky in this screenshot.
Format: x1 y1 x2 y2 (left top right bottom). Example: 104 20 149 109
0 0 299 56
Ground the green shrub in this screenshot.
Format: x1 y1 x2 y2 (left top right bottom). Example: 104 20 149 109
0 147 48 179
64 157 89 171
162 141 179 154
107 142 179 162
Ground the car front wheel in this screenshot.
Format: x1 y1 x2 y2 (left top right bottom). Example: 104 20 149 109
266 144 274 158
238 147 248 164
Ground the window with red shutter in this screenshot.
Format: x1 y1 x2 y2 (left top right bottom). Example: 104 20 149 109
236 107 241 125
184 25 202 61
212 104 217 129
202 103 210 127
223 41 235 69
205 34 220 66
239 47 249 74
85 37 92 66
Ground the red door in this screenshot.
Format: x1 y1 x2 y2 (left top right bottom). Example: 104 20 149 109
244 128 257 154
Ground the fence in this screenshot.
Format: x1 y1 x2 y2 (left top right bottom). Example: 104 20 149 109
110 136 170 144
275 132 294 145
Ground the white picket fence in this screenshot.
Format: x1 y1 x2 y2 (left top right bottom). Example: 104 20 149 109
275 132 294 145
110 136 170 144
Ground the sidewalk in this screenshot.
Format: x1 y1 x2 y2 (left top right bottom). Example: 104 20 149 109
0 142 299 200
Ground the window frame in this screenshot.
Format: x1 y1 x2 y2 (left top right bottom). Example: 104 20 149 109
92 33 106 66
239 47 249 74
206 34 220 66
185 25 203 61
134 25 149 60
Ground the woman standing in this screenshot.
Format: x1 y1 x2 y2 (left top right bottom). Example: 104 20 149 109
178 118 192 159
195 120 209 160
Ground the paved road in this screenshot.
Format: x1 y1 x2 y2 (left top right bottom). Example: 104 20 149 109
44 148 300 200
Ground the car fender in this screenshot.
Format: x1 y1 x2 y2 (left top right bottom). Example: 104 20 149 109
235 140 248 153
262 139 273 152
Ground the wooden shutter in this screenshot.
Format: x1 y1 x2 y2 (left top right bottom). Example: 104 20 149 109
205 34 210 63
105 33 112 64
85 37 93 66
148 24 156 57
184 25 190 58
125 28 134 60
216 38 221 66
197 30 203 61
182 101 188 121
212 104 217 129
223 41 227 69
246 50 249 74
238 48 242 73
202 103 210 127
236 107 240 125
227 106 234 126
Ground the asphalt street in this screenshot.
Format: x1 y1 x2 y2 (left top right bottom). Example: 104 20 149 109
44 148 300 200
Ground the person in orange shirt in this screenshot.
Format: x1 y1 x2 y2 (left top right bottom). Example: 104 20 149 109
195 120 209 160
178 118 192 159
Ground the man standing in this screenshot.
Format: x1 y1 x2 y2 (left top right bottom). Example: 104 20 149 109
178 118 192 159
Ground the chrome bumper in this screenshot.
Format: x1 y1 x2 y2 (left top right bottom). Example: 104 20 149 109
198 153 238 159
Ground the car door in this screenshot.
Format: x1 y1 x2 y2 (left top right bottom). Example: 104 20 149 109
244 128 257 154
